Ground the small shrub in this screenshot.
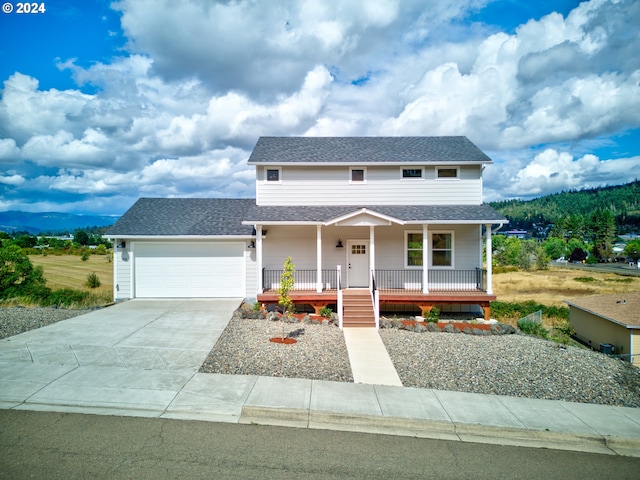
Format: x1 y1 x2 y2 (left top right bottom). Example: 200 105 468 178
252 301 262 312
319 306 333 318
86 272 101 288
517 318 548 338
426 307 440 323
81 251 90 261
43 289 91 307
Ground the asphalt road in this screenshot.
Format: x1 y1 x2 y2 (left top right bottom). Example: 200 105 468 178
1 410 639 479
552 261 640 276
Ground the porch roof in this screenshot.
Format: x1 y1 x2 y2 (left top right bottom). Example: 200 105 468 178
242 204 508 226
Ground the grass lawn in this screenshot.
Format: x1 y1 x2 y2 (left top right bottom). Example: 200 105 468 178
493 265 640 307
30 254 114 300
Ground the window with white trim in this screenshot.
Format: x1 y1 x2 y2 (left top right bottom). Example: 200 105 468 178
431 231 454 267
350 167 366 183
436 167 459 179
265 167 281 182
405 231 423 267
401 167 423 179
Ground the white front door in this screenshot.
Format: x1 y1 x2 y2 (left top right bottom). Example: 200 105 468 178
347 240 369 287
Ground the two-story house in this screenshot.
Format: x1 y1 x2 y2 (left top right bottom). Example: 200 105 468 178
107 136 507 327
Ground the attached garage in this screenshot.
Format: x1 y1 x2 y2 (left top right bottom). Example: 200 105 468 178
134 242 245 298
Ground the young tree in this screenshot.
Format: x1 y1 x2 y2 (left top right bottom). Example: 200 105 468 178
278 256 295 314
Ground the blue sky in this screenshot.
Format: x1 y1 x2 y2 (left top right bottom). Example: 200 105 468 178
0 0 639 215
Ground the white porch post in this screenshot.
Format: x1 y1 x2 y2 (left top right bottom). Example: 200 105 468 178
485 224 493 294
256 224 263 295
316 225 323 293
422 224 429 294
369 225 375 288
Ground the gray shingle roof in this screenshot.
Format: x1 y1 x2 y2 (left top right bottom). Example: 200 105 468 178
247 136 493 164
243 204 508 224
106 198 255 236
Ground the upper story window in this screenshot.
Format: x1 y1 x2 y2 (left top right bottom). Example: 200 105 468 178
350 167 366 183
436 167 459 179
402 168 423 179
265 168 281 182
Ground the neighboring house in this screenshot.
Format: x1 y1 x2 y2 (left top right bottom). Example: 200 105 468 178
107 136 508 327
564 292 640 365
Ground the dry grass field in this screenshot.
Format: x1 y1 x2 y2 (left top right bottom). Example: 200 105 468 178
30 254 114 299
493 266 640 307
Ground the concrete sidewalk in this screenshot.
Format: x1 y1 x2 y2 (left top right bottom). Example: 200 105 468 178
1 299 639 457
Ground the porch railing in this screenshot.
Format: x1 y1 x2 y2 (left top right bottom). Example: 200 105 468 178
262 268 487 293
375 268 487 293
262 268 339 291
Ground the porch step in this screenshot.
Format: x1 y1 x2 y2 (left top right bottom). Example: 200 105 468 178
342 289 375 328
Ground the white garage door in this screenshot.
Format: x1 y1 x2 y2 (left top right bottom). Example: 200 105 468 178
134 242 245 297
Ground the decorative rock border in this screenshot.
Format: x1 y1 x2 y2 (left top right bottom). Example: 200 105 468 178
379 317 516 335
237 305 514 335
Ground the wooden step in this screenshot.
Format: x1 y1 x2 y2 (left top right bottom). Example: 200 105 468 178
342 290 375 327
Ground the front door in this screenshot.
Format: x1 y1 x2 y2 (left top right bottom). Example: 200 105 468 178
347 240 369 287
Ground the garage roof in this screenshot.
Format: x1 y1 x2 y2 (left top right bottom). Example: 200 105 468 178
564 291 640 328
106 198 255 236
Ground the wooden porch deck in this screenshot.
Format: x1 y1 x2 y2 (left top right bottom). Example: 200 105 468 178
257 288 496 320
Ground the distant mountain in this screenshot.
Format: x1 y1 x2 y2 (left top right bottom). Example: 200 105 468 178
0 211 118 235
489 180 640 231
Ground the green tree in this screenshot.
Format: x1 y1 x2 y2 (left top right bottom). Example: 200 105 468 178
588 209 617 260
624 239 640 262
495 236 522 267
542 237 567 260
14 235 37 249
535 244 551 270
0 245 49 299
74 230 89 246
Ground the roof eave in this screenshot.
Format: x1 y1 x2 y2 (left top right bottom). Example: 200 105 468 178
247 161 491 167
106 234 255 240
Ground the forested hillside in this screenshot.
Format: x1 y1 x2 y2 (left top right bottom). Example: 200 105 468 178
490 180 640 233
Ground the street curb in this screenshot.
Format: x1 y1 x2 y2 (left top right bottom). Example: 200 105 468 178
239 406 640 457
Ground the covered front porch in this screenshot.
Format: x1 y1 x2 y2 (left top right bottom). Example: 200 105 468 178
244 205 506 328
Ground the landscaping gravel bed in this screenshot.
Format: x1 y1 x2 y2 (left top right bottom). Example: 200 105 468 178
379 329 640 408
200 317 353 383
0 306 95 339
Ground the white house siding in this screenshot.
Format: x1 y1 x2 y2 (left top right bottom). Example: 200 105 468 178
256 165 483 206
114 243 132 300
245 245 257 301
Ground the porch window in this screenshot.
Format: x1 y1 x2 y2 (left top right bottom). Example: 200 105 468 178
432 232 453 267
350 167 366 183
405 232 423 267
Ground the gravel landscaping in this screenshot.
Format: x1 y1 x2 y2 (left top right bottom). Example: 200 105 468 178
2 305 639 408
0 306 96 340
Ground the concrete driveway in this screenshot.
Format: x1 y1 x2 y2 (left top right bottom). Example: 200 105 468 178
0 299 241 416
